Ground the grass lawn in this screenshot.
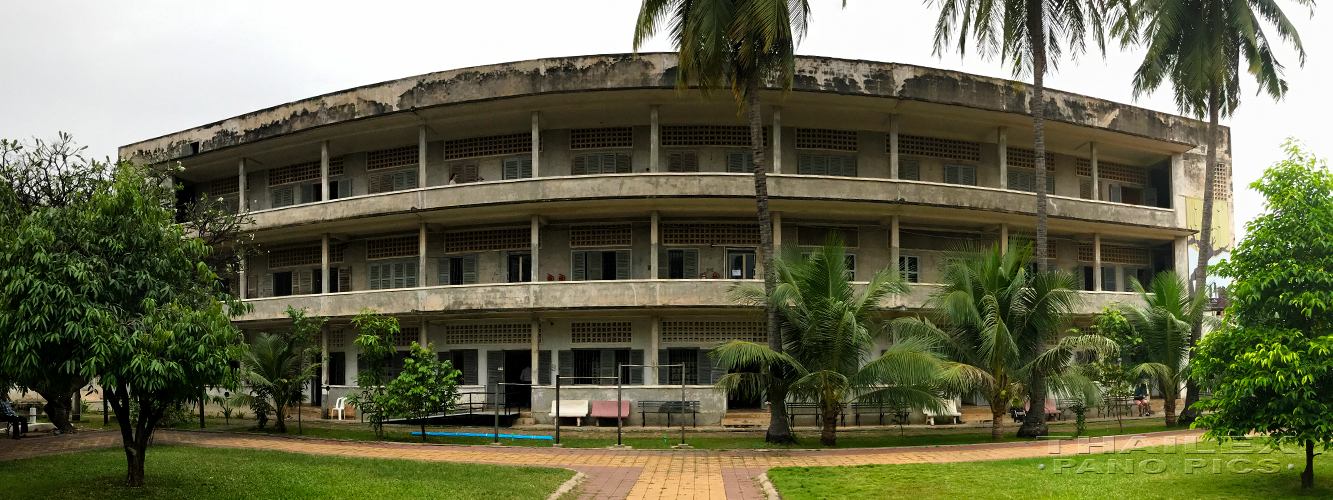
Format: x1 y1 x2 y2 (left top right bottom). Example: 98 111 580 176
768 442 1333 499
0 445 573 500
227 421 1175 450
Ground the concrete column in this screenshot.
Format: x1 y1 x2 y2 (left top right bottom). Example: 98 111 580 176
1000 223 1009 254
649 317 661 384
419 317 427 347
1093 234 1103 292
531 320 540 385
1174 236 1189 278
998 127 1008 189
772 107 782 174
1172 153 1186 227
418 125 428 188
772 212 783 251
238 256 247 300
649 106 660 173
320 141 330 201
888 114 900 179
320 325 328 399
890 215 901 273
531 111 541 176
1090 142 1099 200
418 223 427 287
321 233 330 294
650 211 660 279
237 159 247 213
530 215 540 282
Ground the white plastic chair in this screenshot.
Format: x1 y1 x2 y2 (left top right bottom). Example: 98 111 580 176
332 397 347 420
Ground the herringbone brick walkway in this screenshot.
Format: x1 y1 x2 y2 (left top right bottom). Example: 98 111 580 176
0 427 1206 499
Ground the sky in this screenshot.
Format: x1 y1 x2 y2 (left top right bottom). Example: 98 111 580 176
0 0 1326 246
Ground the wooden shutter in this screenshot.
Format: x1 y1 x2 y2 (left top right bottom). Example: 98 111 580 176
558 350 573 380
462 255 478 284
338 267 351 292
571 251 586 280
658 349 670 384
392 170 418 191
828 155 856 176
437 258 450 286
1080 180 1093 199
599 349 616 381
405 261 418 287
368 263 381 290
338 179 352 198
696 349 711 386
615 153 631 173
1109 184 1123 202
503 158 521 180
587 251 603 280
1144 188 1158 206
900 159 920 180
300 184 314 205
297 269 312 295
725 152 749 173
1046 175 1055 195
246 274 259 298
486 350 504 391
961 165 976 186
797 154 812 174
615 250 631 280
572 155 587 175
369 172 393 194
539 350 552 385
683 248 698 279
667 151 698 172
944 164 959 184
629 350 644 385
259 273 273 297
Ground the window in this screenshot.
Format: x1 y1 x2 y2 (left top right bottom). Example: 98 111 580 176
1007 170 1055 194
572 152 631 175
666 348 700 385
368 169 418 194
899 159 921 180
1081 266 1096 291
572 250 631 280
438 255 478 285
570 127 633 149
665 248 698 279
794 128 858 151
368 260 418 290
271 186 295 208
898 135 981 162
507 253 532 283
573 350 601 385
667 151 699 172
273 271 293 296
797 153 857 176
1102 266 1117 292
661 125 766 147
327 178 352 200
328 352 346 385
728 250 756 279
449 162 480 183
662 224 759 246
726 152 754 172
438 350 479 385
366 145 417 171
445 228 529 253
899 255 920 283
944 164 976 185
502 157 533 180
567 349 637 385
445 133 532 160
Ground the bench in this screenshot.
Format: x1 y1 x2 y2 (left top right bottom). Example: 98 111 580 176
850 401 910 426
786 402 847 427
926 399 962 425
637 401 700 427
1099 396 1135 419
1025 399 1062 421
589 401 631 426
550 399 590 426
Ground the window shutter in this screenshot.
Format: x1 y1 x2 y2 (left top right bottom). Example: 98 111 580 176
1046 175 1056 195
571 251 587 281
658 349 670 384
464 164 478 183
328 352 346 385
261 273 273 297
588 251 603 280
338 267 351 292
1109 184 1123 203
944 164 959 184
682 152 698 172
391 262 406 289
629 350 644 385
900 159 920 180
1080 180 1093 199
558 350 573 381
368 263 381 290
246 273 259 298
503 158 520 180
338 179 352 198
797 154 813 174
726 152 750 173
1102 266 1117 291
539 350 552 385
486 350 504 391
667 152 683 172
437 258 450 286
392 172 406 191
404 261 418 287
273 187 293 208
599 349 616 381
615 153 631 173
696 349 711 386
683 248 699 279
1143 188 1158 206
458 350 478 385
811 155 828 175
462 255 478 284
368 173 389 194
961 165 976 186
615 250 631 280
520 158 533 179
298 269 312 295
572 155 587 175
300 184 314 205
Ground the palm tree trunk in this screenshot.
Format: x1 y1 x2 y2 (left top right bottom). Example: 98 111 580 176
991 408 1005 441
1180 89 1220 426
1163 392 1177 427
1028 0 1049 272
747 78 794 445
1017 372 1049 438
820 403 838 446
274 400 287 433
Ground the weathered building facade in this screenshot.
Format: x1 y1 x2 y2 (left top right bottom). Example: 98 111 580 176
121 54 1232 426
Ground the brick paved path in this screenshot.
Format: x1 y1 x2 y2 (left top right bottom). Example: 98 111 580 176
0 428 1206 500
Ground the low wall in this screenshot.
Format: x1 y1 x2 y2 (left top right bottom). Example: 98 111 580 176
532 385 726 427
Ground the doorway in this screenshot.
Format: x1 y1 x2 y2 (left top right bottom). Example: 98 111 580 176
503 350 533 409
726 362 763 410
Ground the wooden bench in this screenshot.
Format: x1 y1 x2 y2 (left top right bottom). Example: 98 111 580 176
786 402 847 427
637 401 699 427
589 401 631 426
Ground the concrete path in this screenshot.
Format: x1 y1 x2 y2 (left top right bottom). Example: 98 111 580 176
0 427 1206 500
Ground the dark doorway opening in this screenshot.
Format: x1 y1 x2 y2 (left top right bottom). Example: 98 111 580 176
503 350 532 409
727 363 763 410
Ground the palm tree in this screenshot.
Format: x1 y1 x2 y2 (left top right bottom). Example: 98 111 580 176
897 242 1115 440
238 333 319 433
1114 0 1309 425
634 0 811 444
929 0 1114 437
716 238 950 446
1120 271 1213 426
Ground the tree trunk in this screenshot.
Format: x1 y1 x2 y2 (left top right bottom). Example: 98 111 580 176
273 401 287 433
991 408 1005 441
34 386 77 434
748 78 794 445
421 422 427 442
1163 393 1177 427
1027 0 1049 272
124 441 147 487
1302 440 1315 489
1017 372 1049 438
1180 89 1220 427
107 384 159 488
819 403 838 447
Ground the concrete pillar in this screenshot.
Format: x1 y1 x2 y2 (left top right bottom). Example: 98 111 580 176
1172 153 1186 227
649 317 661 384
530 215 540 282
888 114 900 179
531 111 541 176
320 325 328 399
238 256 247 300
772 212 783 251
1174 236 1189 278
418 125 428 188
237 159 247 213
1000 223 1009 254
320 141 330 201
531 320 540 385
649 106 660 173
772 107 782 174
418 223 427 287
890 215 901 274
321 233 330 294
998 127 1008 189
1094 234 1103 292
419 317 427 347
1090 142 1099 200
650 211 660 279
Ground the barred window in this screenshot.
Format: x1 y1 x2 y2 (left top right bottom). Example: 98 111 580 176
329 243 345 263
444 132 533 160
571 322 633 343
1213 163 1231 201
797 226 859 247
394 326 419 348
367 145 418 171
444 228 529 253
444 323 531 344
267 245 322 268
1077 242 1148 266
660 125 768 147
661 223 760 246
269 160 322 186
898 135 981 162
207 177 239 196
367 235 418 260
570 224 632 247
795 128 857 152
328 329 345 347
328 156 345 177
570 127 633 150
1076 158 1146 185
661 321 766 344
1006 147 1056 171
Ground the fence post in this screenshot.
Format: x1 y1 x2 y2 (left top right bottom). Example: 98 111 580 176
554 373 561 447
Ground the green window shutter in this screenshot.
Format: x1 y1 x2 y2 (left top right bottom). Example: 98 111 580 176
437 258 450 286
572 155 587 175
615 153 631 173
261 273 273 297
405 261 418 288
300 184 314 204
539 350 552 385
368 263 381 290
726 152 745 173
297 269 312 295
1109 184 1122 202
486 350 504 391
338 179 352 198
1047 174 1056 195
900 159 920 180
615 250 631 280
658 349 670 384
571 251 586 281
962 165 976 185
246 273 259 298
797 154 813 174
944 164 960 184
695 349 711 385
683 248 698 279
521 158 533 179
558 350 573 380
1143 187 1157 206
588 250 604 280
667 152 684 172
629 349 644 385
503 158 520 180
338 267 351 292
462 255 478 284
599 349 616 380
391 262 405 289
1080 180 1093 199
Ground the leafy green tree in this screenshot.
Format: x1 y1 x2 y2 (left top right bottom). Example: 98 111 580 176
718 238 949 446
1197 140 1333 489
346 309 398 439
384 342 460 442
898 242 1114 440
634 0 810 445
237 307 324 433
1116 0 1310 425
1121 271 1213 426
930 0 1116 437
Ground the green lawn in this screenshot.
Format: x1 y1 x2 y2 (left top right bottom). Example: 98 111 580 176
768 442 1333 499
1 445 573 500
227 421 1174 450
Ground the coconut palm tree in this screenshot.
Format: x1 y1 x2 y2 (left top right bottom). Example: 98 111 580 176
897 242 1115 440
929 0 1115 436
238 333 319 433
634 0 811 444
1114 0 1309 425
1120 271 1214 426
716 238 953 446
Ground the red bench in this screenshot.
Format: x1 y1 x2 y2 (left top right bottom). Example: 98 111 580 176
589 401 632 426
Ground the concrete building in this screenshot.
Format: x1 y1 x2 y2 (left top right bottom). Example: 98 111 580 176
120 54 1232 426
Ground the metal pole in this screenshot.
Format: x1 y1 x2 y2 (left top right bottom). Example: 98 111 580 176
681 366 687 446
298 390 303 435
554 373 561 446
616 365 623 447
493 368 503 445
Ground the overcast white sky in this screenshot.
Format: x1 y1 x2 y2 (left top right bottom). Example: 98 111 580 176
0 1 1325 243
